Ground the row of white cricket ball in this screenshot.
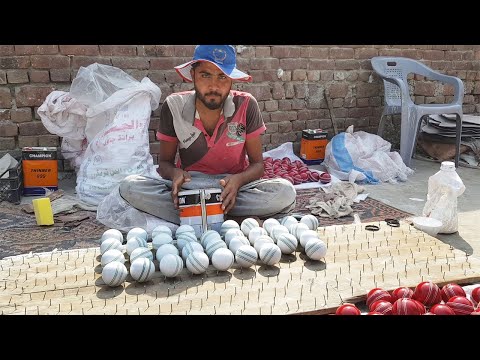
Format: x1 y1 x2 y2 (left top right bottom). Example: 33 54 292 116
99 214 327 287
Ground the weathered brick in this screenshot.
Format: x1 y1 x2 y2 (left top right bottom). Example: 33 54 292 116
6 70 29 84
307 70 320 81
0 88 12 108
0 46 14 56
292 99 305 110
156 46 176 57
237 46 255 58
294 84 307 98
354 48 378 59
174 45 196 57
278 100 292 111
59 45 99 56
0 137 15 150
18 136 39 148
247 70 279 82
320 70 334 81
466 71 476 81
99 45 137 56
344 97 356 108
0 121 18 136
297 109 330 121
15 45 58 55
271 132 296 144
422 50 445 61
29 70 50 83
332 108 347 117
242 84 271 101
50 69 71 82
264 100 278 112
473 82 480 95
291 69 306 81
452 61 471 70
308 59 334 70
149 117 160 131
18 121 50 135
329 48 354 59
369 97 381 107
125 70 148 81
271 46 301 58
71 56 112 69
10 108 32 123
445 51 463 61
335 60 359 70
148 130 155 143
38 135 59 147
348 108 372 118
356 98 370 107
415 82 435 96
265 123 278 133
0 109 10 120
292 120 306 131
270 111 297 122
327 83 349 98
150 57 189 70
301 47 329 58
150 141 160 154
250 58 279 70
355 83 380 98
31 55 70 69
306 119 321 130
278 121 292 133
279 58 308 70
332 98 344 107
111 57 149 70
255 47 271 57
261 133 271 146
0 71 5 84
15 86 55 107
0 56 30 69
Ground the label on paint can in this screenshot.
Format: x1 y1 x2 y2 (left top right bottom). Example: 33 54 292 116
178 188 224 238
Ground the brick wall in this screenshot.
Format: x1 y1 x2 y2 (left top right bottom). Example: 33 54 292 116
1 45 479 171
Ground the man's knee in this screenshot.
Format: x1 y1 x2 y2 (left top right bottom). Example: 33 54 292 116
276 178 296 206
119 174 140 201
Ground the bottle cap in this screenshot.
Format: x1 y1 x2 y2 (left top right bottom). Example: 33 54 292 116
440 161 455 171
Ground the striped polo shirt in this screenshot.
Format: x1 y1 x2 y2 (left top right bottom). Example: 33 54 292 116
157 90 266 175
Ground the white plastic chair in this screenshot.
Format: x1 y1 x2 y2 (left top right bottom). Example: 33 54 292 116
371 56 464 167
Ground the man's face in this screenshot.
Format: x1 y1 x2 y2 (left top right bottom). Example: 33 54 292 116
191 61 233 110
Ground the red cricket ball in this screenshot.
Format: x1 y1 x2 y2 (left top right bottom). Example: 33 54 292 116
335 303 361 315
413 281 442 306
391 287 414 301
391 298 425 315
446 296 474 315
429 304 456 315
367 311 384 315
319 172 331 184
370 300 393 315
366 288 393 309
470 286 480 307
441 283 466 303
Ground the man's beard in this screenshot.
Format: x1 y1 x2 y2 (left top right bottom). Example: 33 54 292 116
194 85 228 110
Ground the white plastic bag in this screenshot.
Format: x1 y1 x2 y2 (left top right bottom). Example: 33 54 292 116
323 125 414 184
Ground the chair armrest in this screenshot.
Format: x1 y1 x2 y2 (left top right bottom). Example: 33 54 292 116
416 67 464 105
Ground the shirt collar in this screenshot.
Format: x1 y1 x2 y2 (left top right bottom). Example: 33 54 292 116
182 91 235 124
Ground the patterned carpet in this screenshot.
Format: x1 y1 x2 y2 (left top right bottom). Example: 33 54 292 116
0 189 411 259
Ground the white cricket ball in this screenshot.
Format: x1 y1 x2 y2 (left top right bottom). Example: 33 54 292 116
235 245 258 268
129 246 154 263
280 216 298 229
151 225 173 239
186 251 209 275
270 224 290 243
288 222 310 241
262 218 280 235
254 235 274 254
276 233 298 254
175 224 196 239
211 248 234 271
101 261 128 287
182 241 204 260
160 254 184 277
248 227 268 245
130 258 155 282
101 229 123 244
205 238 227 258
300 214 319 231
241 218 259 237
101 249 125 267
176 231 198 250
155 244 179 262
200 230 222 247
100 238 123 255
259 243 282 266
228 236 250 254
305 238 327 260
127 227 148 241
224 228 245 246
299 229 319 248
152 233 173 250
126 236 147 256
220 220 240 238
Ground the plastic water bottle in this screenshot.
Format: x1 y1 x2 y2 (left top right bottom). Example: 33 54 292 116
422 161 465 234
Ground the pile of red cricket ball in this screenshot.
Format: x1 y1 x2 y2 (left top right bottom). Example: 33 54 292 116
335 281 480 315
261 157 331 185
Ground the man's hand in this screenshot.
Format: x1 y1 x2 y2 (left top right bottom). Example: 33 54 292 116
171 169 191 209
219 174 242 214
